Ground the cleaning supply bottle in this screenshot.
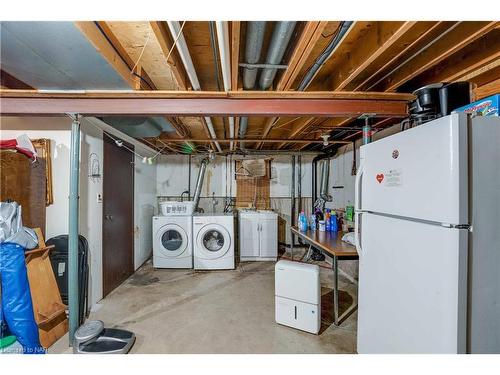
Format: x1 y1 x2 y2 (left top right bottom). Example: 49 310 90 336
309 214 317 231
330 210 338 232
298 211 307 232
325 209 331 231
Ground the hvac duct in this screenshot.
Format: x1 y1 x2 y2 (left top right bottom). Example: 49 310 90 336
259 21 296 90
243 22 267 90
319 160 332 203
167 21 222 152
215 21 235 150
193 157 210 212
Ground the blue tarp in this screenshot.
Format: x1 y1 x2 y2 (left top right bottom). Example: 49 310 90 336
0 242 44 354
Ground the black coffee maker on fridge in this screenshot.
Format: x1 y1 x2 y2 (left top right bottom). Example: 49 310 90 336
403 81 471 129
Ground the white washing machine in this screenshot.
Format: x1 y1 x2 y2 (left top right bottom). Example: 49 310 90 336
152 201 195 269
193 213 235 270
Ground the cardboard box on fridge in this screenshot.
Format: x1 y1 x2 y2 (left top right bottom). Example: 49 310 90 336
453 94 499 117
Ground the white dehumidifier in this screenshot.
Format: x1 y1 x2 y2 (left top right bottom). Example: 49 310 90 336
275 260 321 334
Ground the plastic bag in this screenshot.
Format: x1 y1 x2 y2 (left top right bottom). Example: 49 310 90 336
0 242 44 354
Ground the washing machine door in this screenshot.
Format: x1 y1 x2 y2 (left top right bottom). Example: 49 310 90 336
156 224 189 258
196 223 231 259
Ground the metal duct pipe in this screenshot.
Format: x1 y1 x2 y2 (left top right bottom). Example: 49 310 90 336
239 22 266 149
259 21 297 90
215 21 235 150
243 21 266 90
312 150 337 213
297 21 354 91
319 160 333 202
239 116 248 149
167 21 222 152
193 157 210 211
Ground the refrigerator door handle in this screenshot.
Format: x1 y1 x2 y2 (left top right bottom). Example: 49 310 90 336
355 211 363 256
354 162 364 256
354 162 364 212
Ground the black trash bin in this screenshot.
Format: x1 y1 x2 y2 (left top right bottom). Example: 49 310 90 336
46 235 89 325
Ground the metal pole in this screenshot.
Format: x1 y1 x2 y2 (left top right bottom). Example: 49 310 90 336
362 117 372 145
68 115 81 345
291 155 296 250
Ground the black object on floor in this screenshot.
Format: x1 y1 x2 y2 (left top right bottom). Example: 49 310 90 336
46 235 89 326
311 249 325 261
73 320 135 354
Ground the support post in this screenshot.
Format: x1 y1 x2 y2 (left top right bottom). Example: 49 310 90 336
68 115 81 345
291 155 296 251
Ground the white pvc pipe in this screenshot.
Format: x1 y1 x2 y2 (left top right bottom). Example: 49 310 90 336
167 21 222 152
215 21 235 150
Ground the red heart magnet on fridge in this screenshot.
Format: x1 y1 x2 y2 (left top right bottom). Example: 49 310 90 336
376 174 384 183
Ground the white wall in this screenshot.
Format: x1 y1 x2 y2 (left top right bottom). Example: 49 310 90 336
1 117 73 238
324 124 402 211
1 116 157 306
133 154 157 269
156 154 314 199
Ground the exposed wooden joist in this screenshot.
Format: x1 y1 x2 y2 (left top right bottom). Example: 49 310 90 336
474 78 500 100
276 117 316 149
230 21 241 90
74 22 136 88
157 137 350 144
0 89 414 101
275 21 329 91
402 28 500 89
331 22 418 90
150 21 189 90
256 22 329 149
94 22 156 90
374 21 498 91
353 21 447 91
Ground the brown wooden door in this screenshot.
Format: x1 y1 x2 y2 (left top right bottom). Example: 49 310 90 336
103 134 134 297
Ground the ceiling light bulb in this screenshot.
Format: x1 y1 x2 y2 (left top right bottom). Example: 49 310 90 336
321 134 330 146
147 157 153 165
142 156 148 164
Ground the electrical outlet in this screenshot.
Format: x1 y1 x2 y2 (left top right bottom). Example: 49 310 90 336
97 193 102 203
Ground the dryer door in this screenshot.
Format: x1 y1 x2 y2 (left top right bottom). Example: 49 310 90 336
196 223 231 260
156 223 189 258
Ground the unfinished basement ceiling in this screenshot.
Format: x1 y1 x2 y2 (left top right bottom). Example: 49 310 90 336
1 21 498 153
0 22 130 90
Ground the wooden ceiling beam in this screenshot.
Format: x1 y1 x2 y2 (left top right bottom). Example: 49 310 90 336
257 22 328 149
0 95 409 118
0 89 414 101
230 21 241 90
402 28 500 89
76 22 193 140
156 137 349 144
374 21 498 91
331 22 418 91
474 78 500 100
275 21 329 91
275 117 316 149
150 21 189 90
74 22 136 88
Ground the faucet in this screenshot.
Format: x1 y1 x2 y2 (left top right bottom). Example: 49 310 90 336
180 190 190 201
212 192 218 213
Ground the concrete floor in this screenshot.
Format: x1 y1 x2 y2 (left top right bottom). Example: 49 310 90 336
50 251 358 354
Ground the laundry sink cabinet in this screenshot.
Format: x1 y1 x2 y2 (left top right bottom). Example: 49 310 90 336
239 210 278 261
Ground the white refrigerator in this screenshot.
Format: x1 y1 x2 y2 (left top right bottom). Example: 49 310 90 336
355 113 500 354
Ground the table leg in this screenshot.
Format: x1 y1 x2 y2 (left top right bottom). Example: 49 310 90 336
333 255 339 326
